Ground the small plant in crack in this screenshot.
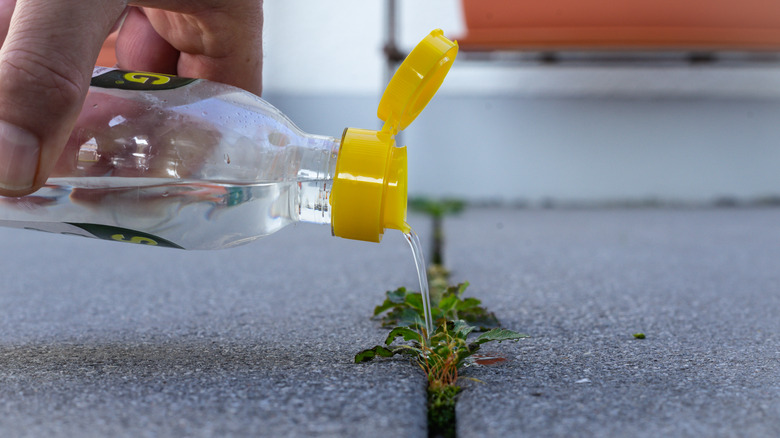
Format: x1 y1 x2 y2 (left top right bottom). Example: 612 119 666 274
409 197 465 267
362 196 527 436
356 320 528 437
373 280 501 331
355 320 528 370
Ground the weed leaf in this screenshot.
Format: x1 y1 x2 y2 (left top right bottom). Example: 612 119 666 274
397 308 425 327
456 297 482 311
373 287 409 316
386 327 422 345
388 287 408 303
373 300 397 317
354 346 396 363
404 293 423 311
450 320 476 338
438 294 459 314
458 308 501 331
473 328 529 345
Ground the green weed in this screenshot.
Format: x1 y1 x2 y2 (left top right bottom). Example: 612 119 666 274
356 318 527 437
409 197 465 266
373 281 500 331
365 196 523 436
356 321 527 367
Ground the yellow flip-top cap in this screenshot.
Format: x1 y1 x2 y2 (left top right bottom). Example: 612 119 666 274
378 29 459 134
331 30 458 242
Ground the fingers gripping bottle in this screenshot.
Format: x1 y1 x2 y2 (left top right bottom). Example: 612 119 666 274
0 30 458 249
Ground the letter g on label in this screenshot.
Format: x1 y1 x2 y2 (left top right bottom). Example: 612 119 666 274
123 72 173 85
111 233 159 245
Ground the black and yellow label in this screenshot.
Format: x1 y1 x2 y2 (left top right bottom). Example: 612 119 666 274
67 223 183 249
91 69 197 91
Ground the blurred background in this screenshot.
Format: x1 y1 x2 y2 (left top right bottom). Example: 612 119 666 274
263 0 780 206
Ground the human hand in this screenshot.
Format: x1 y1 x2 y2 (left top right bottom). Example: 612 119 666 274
0 0 263 197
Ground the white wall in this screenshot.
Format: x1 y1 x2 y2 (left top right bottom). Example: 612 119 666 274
263 0 464 96
263 0 780 204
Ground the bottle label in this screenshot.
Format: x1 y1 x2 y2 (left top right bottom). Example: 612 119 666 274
91 67 197 91
1 220 183 249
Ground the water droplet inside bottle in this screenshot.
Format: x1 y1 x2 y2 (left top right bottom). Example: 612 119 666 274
224 154 231 164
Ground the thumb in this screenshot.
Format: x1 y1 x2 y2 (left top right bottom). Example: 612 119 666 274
0 0 125 196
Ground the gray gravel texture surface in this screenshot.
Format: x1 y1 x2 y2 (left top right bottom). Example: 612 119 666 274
444 208 780 438
0 221 427 438
2 207 779 438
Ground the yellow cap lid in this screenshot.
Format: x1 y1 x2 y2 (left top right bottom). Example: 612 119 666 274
331 30 458 242
378 29 459 134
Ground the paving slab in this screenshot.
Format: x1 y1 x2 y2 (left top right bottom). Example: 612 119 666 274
0 221 429 438
443 208 780 438
4 207 779 437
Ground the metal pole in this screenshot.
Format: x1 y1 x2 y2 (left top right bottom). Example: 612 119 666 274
384 0 400 87
384 0 404 142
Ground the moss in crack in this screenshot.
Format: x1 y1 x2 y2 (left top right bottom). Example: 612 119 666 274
428 385 461 438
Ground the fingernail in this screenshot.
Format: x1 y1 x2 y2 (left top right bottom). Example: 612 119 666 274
0 120 40 191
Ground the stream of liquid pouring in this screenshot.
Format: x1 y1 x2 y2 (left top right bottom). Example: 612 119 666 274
404 227 433 338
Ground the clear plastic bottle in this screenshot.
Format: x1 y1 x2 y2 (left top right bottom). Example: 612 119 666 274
0 30 458 249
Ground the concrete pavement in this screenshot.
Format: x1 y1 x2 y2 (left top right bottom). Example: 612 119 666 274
0 220 427 437
1 207 779 437
446 208 780 437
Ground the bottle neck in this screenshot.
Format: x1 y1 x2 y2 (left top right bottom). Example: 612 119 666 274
294 134 340 226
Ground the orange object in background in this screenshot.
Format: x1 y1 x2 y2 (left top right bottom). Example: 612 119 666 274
96 32 118 67
459 0 780 51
